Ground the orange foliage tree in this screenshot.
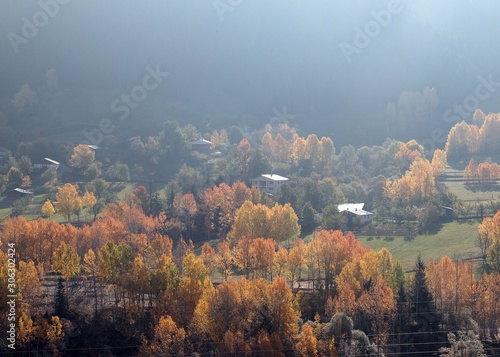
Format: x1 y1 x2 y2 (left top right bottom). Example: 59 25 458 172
384 157 435 204
191 277 299 354
201 181 255 239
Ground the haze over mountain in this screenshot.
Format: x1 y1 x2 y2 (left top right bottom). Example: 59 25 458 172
1 0 500 147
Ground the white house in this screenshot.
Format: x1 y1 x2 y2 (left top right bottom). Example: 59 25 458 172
338 203 373 223
7 188 34 201
250 174 289 194
34 158 60 170
191 139 212 155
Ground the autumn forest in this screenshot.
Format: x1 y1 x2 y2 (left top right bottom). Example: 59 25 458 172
3 1 500 355
1 108 500 356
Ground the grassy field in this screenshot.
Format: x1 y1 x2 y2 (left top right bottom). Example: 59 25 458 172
444 180 500 202
441 165 500 202
357 220 481 271
115 183 137 200
352 164 496 271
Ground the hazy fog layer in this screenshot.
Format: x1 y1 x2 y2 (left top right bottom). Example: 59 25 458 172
1 0 500 146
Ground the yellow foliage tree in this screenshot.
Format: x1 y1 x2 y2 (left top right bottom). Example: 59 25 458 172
292 137 307 164
480 112 500 154
17 260 42 303
384 157 435 204
140 315 186 356
431 149 447 176
82 191 97 210
228 201 300 247
295 323 318 357
41 199 55 218
320 136 335 168
52 242 81 281
305 134 321 166
216 241 233 282
55 183 81 222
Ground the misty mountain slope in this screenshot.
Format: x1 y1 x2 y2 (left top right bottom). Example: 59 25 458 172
1 0 500 148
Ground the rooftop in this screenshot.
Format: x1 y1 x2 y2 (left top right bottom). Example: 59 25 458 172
12 188 34 194
191 138 212 145
255 174 289 181
338 203 373 216
338 203 365 212
45 158 60 165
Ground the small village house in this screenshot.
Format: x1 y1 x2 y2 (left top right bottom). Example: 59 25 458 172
191 138 212 155
250 174 289 194
338 203 373 225
33 158 60 170
6 188 34 200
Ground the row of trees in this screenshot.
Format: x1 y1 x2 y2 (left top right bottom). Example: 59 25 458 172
227 201 300 246
478 210 500 273
260 126 335 168
464 159 500 186
207 124 336 185
445 110 500 162
50 183 97 222
1 207 498 354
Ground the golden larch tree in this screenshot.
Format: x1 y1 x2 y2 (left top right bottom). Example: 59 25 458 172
52 243 81 281
55 183 81 222
41 199 55 218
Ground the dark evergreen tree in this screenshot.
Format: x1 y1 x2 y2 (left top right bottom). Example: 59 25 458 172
149 192 164 217
276 183 300 212
54 277 69 318
301 201 317 229
228 126 243 145
302 178 321 209
297 158 313 177
408 256 445 354
392 282 412 356
321 204 347 231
